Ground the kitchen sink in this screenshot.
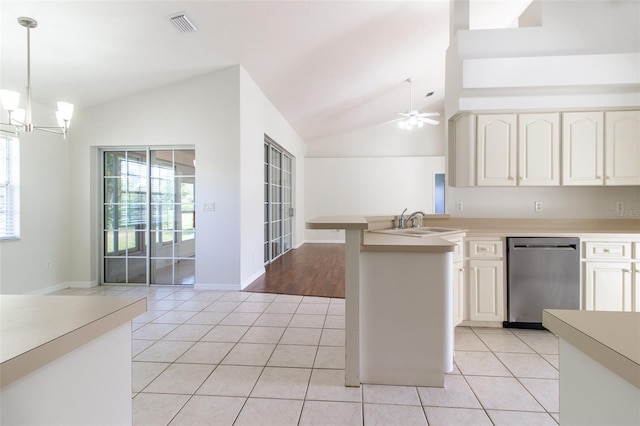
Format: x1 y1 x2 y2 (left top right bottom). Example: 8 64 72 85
370 226 463 237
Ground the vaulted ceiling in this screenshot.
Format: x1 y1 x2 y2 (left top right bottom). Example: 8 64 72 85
1 1 531 142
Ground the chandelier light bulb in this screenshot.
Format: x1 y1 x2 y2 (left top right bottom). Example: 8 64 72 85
0 90 20 112
56 101 74 122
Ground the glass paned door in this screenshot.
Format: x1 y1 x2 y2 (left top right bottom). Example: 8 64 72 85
264 138 294 264
102 148 195 285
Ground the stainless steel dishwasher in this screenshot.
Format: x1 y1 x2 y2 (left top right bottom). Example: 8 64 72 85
505 237 580 329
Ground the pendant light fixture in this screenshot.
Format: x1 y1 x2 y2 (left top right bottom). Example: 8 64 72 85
0 17 74 139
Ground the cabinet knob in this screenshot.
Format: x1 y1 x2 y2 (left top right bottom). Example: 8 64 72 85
603 248 610 253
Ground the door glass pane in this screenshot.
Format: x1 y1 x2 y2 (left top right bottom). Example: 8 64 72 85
128 258 147 283
175 259 195 285
104 258 126 283
151 259 173 285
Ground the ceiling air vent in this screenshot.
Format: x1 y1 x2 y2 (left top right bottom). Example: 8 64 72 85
170 12 197 33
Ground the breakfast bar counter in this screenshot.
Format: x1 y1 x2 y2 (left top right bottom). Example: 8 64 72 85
0 295 146 425
307 215 459 387
543 309 640 425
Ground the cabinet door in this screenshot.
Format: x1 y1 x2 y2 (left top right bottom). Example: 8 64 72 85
605 111 640 185
452 261 465 326
477 114 517 186
468 259 504 321
584 262 633 311
518 113 560 186
562 112 604 185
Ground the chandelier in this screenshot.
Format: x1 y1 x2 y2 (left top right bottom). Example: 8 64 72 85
0 17 74 139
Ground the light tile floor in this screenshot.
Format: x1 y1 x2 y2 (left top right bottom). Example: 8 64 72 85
54 286 560 425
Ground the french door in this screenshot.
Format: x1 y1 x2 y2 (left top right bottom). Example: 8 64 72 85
102 148 196 285
264 137 293 264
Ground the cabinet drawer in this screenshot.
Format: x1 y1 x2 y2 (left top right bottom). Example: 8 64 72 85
467 240 504 259
583 241 632 260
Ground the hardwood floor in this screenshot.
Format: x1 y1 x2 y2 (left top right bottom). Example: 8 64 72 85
244 244 345 298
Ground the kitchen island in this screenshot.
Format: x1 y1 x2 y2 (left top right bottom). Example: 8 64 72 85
307 216 459 387
0 295 147 425
543 309 640 425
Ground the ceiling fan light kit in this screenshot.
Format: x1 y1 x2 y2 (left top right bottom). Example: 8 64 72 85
0 17 74 139
394 78 440 130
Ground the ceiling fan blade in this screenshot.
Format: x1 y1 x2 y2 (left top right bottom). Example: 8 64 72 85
416 112 440 117
418 117 440 125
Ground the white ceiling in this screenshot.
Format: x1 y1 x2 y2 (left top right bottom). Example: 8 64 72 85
0 1 531 142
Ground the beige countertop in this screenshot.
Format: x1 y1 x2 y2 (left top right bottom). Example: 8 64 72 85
0 295 147 388
419 218 639 238
543 309 640 389
307 215 639 237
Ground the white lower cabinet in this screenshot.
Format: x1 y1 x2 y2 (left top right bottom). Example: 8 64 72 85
583 261 633 311
582 239 640 312
468 259 505 321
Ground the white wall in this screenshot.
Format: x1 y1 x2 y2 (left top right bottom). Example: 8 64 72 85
448 186 640 219
66 65 303 291
304 114 447 243
0 102 71 294
239 67 305 288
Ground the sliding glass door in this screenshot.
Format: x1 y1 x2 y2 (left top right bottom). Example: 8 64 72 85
102 147 195 285
264 137 293 264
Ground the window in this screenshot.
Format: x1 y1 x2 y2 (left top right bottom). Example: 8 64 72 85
0 136 19 240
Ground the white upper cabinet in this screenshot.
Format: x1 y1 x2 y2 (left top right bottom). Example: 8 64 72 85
605 111 640 185
518 113 560 186
476 114 517 186
450 110 638 187
562 112 604 185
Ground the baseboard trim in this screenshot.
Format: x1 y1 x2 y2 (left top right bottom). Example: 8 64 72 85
68 281 99 289
27 283 70 295
194 283 241 291
26 280 99 295
241 268 266 290
303 240 346 244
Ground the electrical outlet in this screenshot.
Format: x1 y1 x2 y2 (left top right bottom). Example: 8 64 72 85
534 201 542 212
456 201 464 212
616 201 624 211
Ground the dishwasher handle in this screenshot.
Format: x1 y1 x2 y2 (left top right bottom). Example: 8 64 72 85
512 244 578 250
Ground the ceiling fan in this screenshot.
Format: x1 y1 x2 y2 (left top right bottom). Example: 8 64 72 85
391 78 440 129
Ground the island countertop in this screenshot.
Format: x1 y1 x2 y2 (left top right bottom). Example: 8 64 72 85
307 215 460 253
542 309 640 388
0 295 147 388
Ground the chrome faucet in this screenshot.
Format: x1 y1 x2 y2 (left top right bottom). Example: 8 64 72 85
403 210 425 228
398 208 408 229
